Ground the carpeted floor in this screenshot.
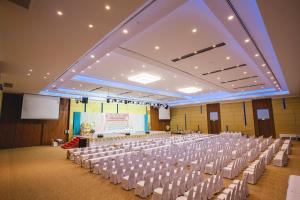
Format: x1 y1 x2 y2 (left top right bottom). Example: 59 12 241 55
1 141 300 200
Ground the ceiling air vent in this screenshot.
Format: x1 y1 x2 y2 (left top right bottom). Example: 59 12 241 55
8 0 31 10
3 82 13 88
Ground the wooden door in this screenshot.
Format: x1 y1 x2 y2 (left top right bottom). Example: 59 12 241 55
207 103 221 134
252 99 276 138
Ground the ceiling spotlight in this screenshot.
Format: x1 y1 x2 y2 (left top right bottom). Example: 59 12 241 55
254 53 259 57
244 38 250 43
81 70 85 73
121 73 125 77
27 73 31 76
217 77 221 80
60 78 64 82
106 53 110 56
29 69 33 72
194 66 199 69
261 63 266 67
43 76 47 79
192 28 197 33
88 24 94 28
57 11 63 16
243 71 247 74
122 29 128 34
267 71 271 74
228 15 234 20
254 80 257 83
46 72 50 75
212 45 216 48
231 84 234 87
90 54 95 58
112 77 116 80
270 77 274 80
105 5 111 10
96 60 100 63
154 46 160 50
130 69 134 73
87 66 92 69
71 69 76 73
226 56 230 60
174 75 177 78
142 64 146 68
273 81 277 84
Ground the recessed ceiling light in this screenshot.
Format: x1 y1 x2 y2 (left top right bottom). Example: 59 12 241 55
261 63 266 67
122 29 128 34
57 11 63 16
231 84 235 87
254 53 259 57
244 38 250 43
194 66 199 69
226 56 230 60
254 80 257 83
71 69 76 73
228 15 234 20
166 88 169 91
88 24 94 29
87 66 92 69
60 78 64 82
243 71 247 74
194 51 198 54
270 77 274 80
121 73 124 76
29 69 33 72
212 45 216 48
46 72 50 75
130 69 134 73
174 75 177 78
112 77 116 80
267 71 271 74
90 54 95 58
217 77 221 80
81 70 84 73
142 64 146 68
154 46 160 50
192 28 197 33
178 87 202 94
27 73 31 76
96 60 100 63
43 76 47 79
106 53 110 56
273 81 277 84
128 73 161 84
105 5 111 10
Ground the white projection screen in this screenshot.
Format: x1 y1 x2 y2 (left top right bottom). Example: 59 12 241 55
21 94 60 119
159 107 170 120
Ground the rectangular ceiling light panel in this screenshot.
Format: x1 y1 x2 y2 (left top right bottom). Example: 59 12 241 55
128 73 161 84
178 87 202 94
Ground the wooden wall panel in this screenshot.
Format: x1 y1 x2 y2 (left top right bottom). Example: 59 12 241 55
207 103 221 134
220 101 255 136
0 93 70 149
170 105 207 133
252 98 276 138
150 106 170 131
272 97 300 137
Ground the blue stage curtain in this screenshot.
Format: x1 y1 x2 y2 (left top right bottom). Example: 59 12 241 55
73 112 81 135
144 114 149 132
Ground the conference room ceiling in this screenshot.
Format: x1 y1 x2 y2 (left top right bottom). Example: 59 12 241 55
1 0 299 105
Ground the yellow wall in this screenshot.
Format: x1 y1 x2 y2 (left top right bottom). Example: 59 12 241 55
170 96 300 137
220 101 255 136
170 105 207 133
272 97 300 137
68 99 149 137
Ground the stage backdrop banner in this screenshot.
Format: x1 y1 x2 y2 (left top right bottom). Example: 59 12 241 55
75 112 145 135
105 113 129 131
